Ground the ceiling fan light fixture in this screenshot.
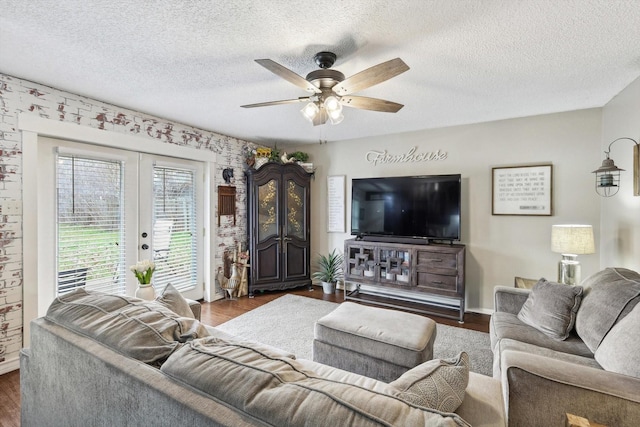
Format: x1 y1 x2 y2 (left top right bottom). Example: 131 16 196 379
323 95 342 113
324 95 344 125
329 111 344 125
246 52 409 126
300 102 319 122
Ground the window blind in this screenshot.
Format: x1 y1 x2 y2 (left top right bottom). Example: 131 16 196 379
152 166 197 292
56 155 126 295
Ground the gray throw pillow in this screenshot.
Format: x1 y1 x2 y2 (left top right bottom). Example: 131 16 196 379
390 352 469 413
155 283 195 318
517 278 583 340
575 268 640 352
594 303 640 378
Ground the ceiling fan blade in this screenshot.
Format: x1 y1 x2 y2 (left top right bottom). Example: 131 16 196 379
340 95 404 113
241 97 311 108
332 58 409 96
255 59 322 94
312 108 328 126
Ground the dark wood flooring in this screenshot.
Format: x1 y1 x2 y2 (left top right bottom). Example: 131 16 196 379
0 369 19 427
0 285 489 427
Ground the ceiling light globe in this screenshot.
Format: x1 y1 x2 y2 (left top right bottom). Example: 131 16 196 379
329 112 344 125
324 96 341 112
300 102 319 122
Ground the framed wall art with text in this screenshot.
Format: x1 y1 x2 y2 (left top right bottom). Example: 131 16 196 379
492 164 553 216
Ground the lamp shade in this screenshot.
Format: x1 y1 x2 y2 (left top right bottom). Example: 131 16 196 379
551 225 595 255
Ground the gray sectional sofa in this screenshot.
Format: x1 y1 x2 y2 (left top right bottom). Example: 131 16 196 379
21 286 505 427
490 267 640 427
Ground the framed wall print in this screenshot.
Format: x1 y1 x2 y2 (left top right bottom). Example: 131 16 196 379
327 175 346 232
492 164 553 215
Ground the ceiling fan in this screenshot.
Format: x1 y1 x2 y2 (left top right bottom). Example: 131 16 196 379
241 51 410 126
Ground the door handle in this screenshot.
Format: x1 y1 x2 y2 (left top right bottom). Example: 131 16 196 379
283 237 292 241
141 244 149 250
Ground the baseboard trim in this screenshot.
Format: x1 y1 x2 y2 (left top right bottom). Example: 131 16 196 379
0 356 19 375
465 307 494 316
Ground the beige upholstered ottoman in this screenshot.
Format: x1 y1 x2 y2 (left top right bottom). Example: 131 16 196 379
312 302 437 382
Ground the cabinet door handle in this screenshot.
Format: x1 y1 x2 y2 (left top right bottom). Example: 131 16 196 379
283 237 292 241
274 237 282 241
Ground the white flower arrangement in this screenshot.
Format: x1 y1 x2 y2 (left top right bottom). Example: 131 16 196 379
130 259 156 285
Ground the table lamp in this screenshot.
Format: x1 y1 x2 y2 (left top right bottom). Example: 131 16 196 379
551 225 595 285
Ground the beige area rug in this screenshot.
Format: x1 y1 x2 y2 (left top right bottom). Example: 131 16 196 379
216 294 493 376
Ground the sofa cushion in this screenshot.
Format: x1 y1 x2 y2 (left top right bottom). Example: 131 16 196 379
492 338 602 377
161 337 471 427
296 358 403 393
575 268 640 352
390 352 469 413
490 312 593 358
46 288 210 365
594 303 640 378
155 283 195 318
517 278 583 340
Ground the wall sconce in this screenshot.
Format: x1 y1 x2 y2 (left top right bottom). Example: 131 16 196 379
592 137 640 197
551 224 595 285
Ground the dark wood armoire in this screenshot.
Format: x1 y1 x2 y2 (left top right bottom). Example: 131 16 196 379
245 162 312 296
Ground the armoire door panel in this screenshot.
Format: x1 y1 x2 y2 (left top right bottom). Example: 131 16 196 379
284 242 308 279
285 179 306 240
255 242 281 282
257 178 281 243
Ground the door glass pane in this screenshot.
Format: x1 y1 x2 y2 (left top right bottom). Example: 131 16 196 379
258 179 278 242
286 180 304 239
152 166 197 292
57 155 126 295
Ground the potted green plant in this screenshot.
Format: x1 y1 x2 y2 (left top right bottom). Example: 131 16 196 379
288 151 309 162
311 249 344 294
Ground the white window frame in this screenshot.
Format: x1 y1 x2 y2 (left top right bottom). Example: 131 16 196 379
21 114 217 347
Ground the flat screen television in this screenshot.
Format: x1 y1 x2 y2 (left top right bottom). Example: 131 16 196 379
350 174 461 242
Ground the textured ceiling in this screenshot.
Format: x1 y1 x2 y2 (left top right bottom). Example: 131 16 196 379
2 0 640 145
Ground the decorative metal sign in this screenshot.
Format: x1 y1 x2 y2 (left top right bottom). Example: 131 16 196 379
365 146 447 166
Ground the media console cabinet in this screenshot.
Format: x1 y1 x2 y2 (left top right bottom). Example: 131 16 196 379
343 238 466 322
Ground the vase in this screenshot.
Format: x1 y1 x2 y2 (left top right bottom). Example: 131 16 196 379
135 283 156 300
225 264 240 300
322 281 336 294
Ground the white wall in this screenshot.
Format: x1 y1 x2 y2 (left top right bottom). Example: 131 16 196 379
284 108 603 312
600 76 640 269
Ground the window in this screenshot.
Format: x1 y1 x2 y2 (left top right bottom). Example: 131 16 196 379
56 155 126 295
24 128 218 344
50 145 205 300
151 165 198 292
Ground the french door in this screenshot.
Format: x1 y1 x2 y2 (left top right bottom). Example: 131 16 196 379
139 154 203 300
39 137 204 304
